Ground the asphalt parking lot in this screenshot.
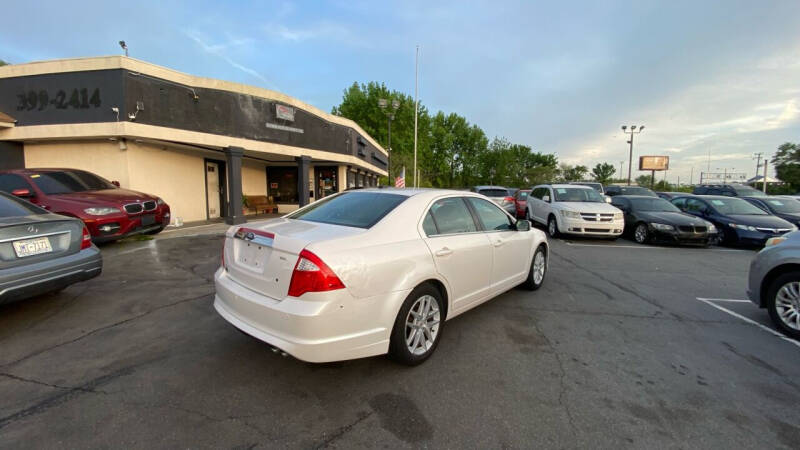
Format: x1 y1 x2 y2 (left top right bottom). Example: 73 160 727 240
1 231 799 449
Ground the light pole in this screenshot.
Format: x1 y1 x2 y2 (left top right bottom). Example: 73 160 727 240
119 41 128 57
378 98 400 186
621 125 644 185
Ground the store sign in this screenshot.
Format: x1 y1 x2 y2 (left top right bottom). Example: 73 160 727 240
639 156 669 171
275 104 295 121
265 122 304 133
701 172 747 182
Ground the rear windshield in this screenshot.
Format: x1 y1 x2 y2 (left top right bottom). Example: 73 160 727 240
287 191 407 228
618 187 656 196
0 192 48 218
629 197 681 212
478 189 509 197
763 198 800 214
29 170 116 195
518 191 529 199
732 186 766 197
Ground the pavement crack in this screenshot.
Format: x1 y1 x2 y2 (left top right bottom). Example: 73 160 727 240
0 372 107 394
313 411 373 449
1 292 213 369
531 320 579 437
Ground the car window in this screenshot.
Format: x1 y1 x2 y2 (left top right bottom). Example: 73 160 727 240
671 197 686 209
0 192 48 217
287 191 407 228
477 188 509 197
517 191 529 200
29 170 117 194
610 198 628 209
685 198 707 212
428 197 478 235
765 198 800 214
422 211 438 236
0 174 33 193
629 198 681 212
553 187 604 202
707 197 768 215
466 197 513 231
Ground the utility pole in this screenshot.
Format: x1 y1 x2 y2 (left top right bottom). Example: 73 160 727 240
753 152 764 181
763 158 769 193
690 167 694 185
619 160 625 180
621 125 644 185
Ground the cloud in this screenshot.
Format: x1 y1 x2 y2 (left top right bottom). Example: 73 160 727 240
262 22 364 47
182 29 278 90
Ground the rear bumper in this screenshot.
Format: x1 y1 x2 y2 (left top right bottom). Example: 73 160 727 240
0 247 102 304
214 268 410 363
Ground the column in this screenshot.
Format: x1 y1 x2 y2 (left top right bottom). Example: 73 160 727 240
296 156 311 207
224 146 246 225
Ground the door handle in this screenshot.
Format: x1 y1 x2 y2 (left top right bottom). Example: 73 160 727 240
434 247 453 257
493 239 505 247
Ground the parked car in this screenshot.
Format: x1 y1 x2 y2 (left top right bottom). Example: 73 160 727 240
610 195 717 246
671 195 796 246
747 231 800 339
511 189 531 218
604 185 658 197
0 191 102 304
692 184 767 197
526 184 624 239
742 196 800 227
569 182 604 194
214 189 548 365
0 169 171 243
470 185 515 214
656 191 690 200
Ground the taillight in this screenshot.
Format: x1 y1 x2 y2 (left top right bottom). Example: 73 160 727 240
503 196 514 204
287 249 345 297
80 226 92 250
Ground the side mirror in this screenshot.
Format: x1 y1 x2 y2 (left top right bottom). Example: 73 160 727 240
11 188 33 198
516 219 530 231
542 195 550 203
605 196 612 203
111 181 121 187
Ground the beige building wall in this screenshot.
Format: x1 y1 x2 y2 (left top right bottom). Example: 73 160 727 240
241 159 267 195
24 141 131 187
125 142 207 223
338 165 348 193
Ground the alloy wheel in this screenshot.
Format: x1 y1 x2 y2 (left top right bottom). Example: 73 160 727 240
533 250 546 285
548 219 557 237
775 282 800 331
405 295 441 355
635 224 648 243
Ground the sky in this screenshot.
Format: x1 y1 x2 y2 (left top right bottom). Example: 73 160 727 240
1 0 799 184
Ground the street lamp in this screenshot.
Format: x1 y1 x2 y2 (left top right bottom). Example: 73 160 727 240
378 98 400 186
621 125 644 185
119 40 128 57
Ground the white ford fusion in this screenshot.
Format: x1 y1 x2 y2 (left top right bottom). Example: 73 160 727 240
214 189 548 365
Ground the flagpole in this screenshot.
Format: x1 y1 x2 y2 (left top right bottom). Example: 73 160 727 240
413 45 419 188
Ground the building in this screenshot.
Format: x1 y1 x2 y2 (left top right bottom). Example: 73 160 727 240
0 56 388 224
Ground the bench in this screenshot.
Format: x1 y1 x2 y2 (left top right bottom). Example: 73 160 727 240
245 195 276 214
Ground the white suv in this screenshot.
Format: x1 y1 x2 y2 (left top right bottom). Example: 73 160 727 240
526 184 624 239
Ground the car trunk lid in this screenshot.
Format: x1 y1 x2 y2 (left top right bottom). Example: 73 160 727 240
0 215 84 269
224 218 365 300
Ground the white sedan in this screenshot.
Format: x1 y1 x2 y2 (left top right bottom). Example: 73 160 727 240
214 189 548 365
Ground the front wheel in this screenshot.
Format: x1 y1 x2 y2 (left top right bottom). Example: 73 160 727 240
547 216 560 238
765 272 800 339
523 245 547 290
634 223 649 244
389 284 444 365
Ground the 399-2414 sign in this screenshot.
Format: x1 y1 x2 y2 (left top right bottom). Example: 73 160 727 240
16 88 101 111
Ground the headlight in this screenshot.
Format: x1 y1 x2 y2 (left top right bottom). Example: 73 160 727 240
651 223 675 231
729 223 756 231
156 198 164 205
704 221 717 232
560 210 581 219
613 212 623 220
83 207 121 215
765 237 787 247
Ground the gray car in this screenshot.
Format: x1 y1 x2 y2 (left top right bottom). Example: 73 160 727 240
0 192 101 304
747 231 800 339
470 186 515 214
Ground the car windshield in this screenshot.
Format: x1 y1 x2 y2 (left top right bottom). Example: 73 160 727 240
478 189 509 197
287 191 407 228
0 192 48 217
518 191 529 199
574 183 603 193
29 171 117 195
733 186 766 197
764 198 800 214
629 197 681 212
553 187 604 202
618 187 656 196
709 197 768 215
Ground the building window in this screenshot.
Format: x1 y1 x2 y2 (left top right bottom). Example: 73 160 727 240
347 170 355 189
267 167 298 204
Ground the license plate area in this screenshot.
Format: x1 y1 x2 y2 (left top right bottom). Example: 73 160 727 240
237 241 270 269
13 237 53 258
141 215 156 226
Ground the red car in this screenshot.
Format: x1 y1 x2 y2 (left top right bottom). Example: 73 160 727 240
513 189 531 218
0 168 170 243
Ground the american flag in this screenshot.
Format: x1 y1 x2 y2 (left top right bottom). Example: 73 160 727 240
394 166 406 188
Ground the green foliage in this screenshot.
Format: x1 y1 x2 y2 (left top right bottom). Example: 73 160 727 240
635 174 654 187
772 142 800 191
590 163 616 185
0 59 7 67
557 164 589 182
332 82 556 188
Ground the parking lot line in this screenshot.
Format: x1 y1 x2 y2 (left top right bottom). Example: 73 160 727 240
695 297 800 349
695 298 752 303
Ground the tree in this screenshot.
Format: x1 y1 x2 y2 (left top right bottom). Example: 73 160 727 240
558 164 588 182
0 59 7 67
635 174 654 187
773 142 800 189
591 163 616 185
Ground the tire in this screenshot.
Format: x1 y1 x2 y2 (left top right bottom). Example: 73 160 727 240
765 271 800 340
634 223 649 244
523 245 547 290
389 284 445 365
547 215 560 238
